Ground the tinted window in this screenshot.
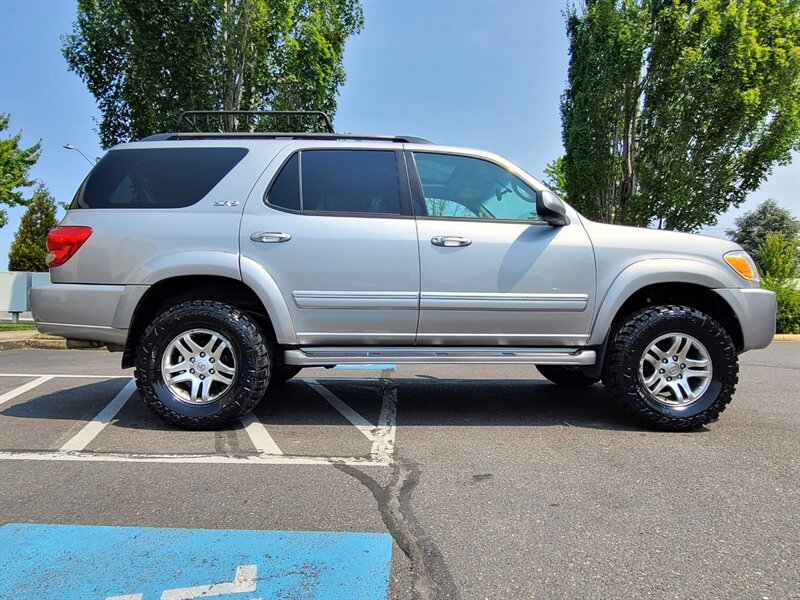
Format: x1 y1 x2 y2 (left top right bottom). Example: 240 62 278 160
267 154 300 211
413 152 539 221
74 147 248 209
301 150 400 215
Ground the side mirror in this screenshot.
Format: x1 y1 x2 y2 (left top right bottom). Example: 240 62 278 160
536 190 570 227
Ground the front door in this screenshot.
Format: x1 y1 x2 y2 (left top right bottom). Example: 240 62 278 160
241 145 420 346
408 150 596 347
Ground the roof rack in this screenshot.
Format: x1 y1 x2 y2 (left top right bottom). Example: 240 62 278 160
143 132 432 144
175 110 335 134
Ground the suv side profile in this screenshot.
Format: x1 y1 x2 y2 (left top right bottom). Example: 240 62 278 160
31 112 776 431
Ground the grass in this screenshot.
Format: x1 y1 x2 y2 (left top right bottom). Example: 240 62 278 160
0 323 36 331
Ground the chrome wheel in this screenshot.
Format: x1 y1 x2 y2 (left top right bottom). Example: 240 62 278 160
638 333 712 407
161 328 237 405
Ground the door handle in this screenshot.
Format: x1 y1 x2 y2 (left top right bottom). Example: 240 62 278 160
431 235 471 247
250 232 291 243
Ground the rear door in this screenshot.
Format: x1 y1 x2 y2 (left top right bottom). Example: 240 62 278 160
240 143 420 346
408 149 596 347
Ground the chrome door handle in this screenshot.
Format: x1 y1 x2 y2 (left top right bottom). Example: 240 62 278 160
431 235 471 247
250 232 291 243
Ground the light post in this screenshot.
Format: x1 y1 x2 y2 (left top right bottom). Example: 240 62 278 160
62 144 98 165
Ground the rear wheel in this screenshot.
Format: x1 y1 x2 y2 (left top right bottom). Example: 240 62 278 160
134 300 270 429
536 365 599 387
603 305 738 431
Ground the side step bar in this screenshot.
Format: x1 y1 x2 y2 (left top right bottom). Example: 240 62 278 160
284 346 596 366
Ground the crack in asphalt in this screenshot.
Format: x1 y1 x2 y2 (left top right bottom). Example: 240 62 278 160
336 456 460 600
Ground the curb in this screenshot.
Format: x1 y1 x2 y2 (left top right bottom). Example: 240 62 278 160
773 334 800 341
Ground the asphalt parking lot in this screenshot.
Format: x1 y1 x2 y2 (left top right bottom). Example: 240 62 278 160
0 343 798 599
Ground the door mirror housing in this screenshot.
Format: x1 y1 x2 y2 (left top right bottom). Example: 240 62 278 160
536 190 570 227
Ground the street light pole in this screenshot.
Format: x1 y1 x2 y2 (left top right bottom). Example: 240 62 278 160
62 144 98 165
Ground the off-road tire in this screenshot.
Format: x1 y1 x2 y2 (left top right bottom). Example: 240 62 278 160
603 305 738 431
134 300 270 429
536 365 599 387
269 366 303 387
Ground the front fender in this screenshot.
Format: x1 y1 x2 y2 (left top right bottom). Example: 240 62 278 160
587 258 743 346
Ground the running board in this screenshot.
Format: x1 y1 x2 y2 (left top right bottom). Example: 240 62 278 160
284 347 596 366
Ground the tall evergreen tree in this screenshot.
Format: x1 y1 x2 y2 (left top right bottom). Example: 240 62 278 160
8 184 58 272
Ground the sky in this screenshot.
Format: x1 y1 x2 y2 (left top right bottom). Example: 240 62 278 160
1 0 798 271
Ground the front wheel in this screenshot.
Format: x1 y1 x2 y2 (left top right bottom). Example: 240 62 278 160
603 305 738 431
134 300 271 429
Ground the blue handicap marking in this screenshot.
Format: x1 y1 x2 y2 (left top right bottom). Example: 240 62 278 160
0 523 392 599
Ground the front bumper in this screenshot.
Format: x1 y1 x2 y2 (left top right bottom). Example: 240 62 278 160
29 283 146 346
713 287 777 352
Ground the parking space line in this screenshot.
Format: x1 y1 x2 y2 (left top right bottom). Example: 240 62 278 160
0 375 54 408
240 412 283 455
60 379 137 452
0 450 389 466
371 387 397 463
305 378 377 442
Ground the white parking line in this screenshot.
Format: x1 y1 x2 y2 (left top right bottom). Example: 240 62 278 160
0 375 54 407
240 412 283 455
0 374 397 467
305 378 377 442
60 379 137 452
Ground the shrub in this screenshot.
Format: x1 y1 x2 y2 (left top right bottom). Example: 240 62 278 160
772 287 800 334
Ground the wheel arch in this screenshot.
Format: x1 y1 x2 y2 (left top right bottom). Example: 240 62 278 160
121 272 296 368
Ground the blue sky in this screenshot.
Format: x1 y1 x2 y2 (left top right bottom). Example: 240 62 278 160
1 0 798 270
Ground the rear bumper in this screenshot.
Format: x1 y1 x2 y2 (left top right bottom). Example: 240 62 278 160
713 287 777 352
30 283 147 346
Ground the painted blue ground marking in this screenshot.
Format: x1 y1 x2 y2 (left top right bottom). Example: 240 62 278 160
0 523 392 599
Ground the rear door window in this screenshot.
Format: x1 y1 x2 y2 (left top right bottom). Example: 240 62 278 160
73 147 248 209
301 150 401 215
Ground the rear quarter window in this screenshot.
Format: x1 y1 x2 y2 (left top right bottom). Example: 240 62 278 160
72 147 248 209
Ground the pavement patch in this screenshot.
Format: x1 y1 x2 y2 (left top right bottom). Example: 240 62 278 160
0 523 392 600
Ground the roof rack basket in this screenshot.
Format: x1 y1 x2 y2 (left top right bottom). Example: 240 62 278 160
175 110 335 134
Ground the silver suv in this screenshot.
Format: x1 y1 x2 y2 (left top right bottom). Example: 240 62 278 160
31 112 776 431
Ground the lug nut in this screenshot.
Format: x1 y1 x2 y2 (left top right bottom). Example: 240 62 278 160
678 374 683 379
680 363 686 369
200 352 205 357
210 358 215 363
659 368 665 374
667 376 672 381
190 357 195 363
662 358 668 364
190 369 195 374
672 355 678 361
200 375 205 380
209 369 215 374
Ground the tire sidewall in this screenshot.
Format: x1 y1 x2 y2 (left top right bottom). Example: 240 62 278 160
136 302 269 425
618 308 735 420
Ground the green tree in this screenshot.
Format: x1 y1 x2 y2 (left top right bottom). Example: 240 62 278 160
561 0 800 231
727 199 800 271
7 184 58 272
0 114 41 228
542 156 569 200
758 231 800 333
63 0 364 149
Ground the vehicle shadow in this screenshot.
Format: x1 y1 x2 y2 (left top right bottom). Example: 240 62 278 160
0 377 652 433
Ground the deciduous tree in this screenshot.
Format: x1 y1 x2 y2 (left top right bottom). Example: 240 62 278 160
561 0 800 231
727 199 800 271
0 114 40 228
63 0 364 148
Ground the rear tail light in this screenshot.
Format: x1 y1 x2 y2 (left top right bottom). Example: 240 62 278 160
46 226 93 268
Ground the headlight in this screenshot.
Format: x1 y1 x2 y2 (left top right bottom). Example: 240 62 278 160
724 251 759 282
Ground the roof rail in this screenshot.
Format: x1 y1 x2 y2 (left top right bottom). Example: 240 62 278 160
175 110 335 134
142 132 433 144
